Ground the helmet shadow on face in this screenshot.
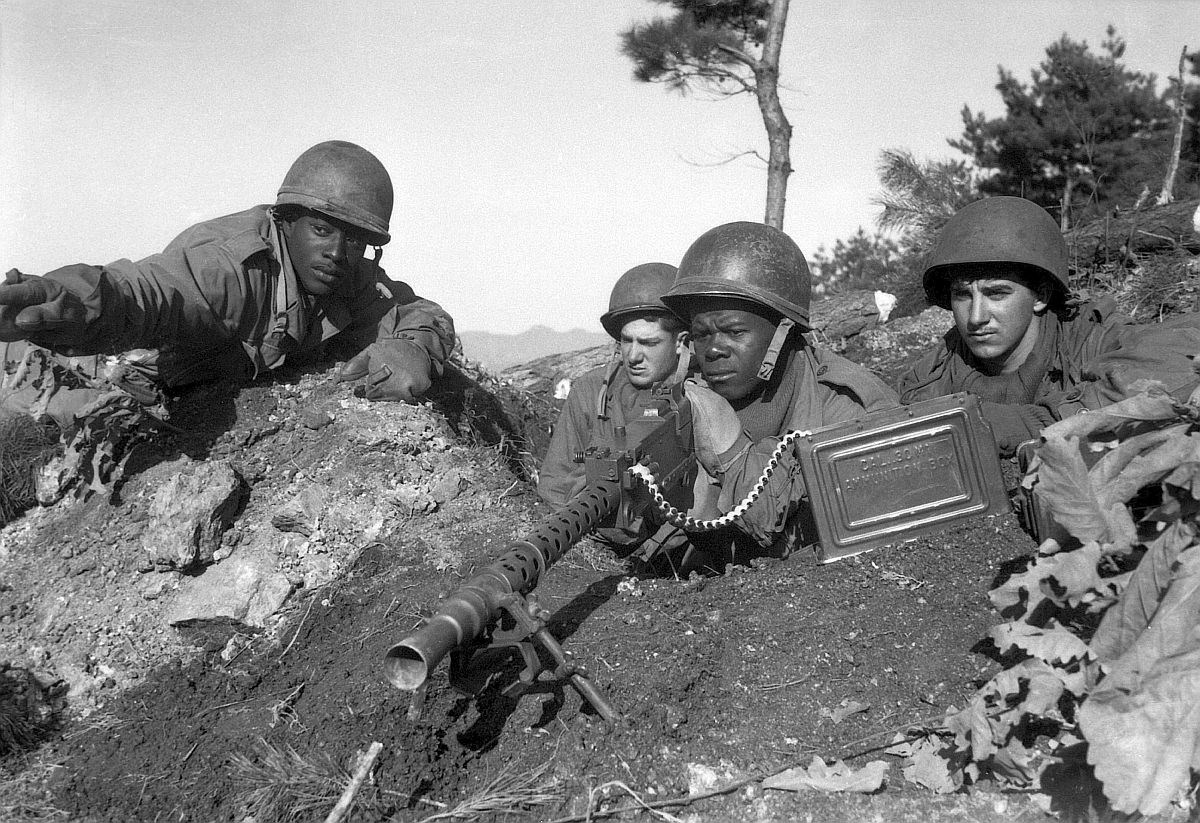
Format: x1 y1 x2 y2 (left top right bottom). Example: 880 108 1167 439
277 209 370 297
687 298 785 404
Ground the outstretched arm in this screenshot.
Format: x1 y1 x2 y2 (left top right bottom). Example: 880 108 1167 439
0 250 244 356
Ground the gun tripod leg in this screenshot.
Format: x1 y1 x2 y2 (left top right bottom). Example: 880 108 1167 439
500 593 623 727
531 626 622 727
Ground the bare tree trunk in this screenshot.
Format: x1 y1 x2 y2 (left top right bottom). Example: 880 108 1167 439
1064 197 1200 264
755 0 792 229
1157 46 1189 207
1060 176 1073 232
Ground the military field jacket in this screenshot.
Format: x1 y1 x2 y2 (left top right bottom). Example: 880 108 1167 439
538 360 675 508
897 298 1200 454
23 206 455 388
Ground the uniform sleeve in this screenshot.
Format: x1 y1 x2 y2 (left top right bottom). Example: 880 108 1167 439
537 381 596 508
1057 315 1200 413
29 245 253 356
340 272 456 374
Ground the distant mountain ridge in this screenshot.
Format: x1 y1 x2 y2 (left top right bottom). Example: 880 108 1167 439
458 325 611 371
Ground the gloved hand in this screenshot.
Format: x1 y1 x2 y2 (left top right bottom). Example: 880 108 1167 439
0 269 87 343
979 400 1047 458
684 379 746 476
337 340 432 404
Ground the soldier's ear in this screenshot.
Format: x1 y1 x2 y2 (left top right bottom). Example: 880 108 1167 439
1033 282 1053 315
675 330 690 353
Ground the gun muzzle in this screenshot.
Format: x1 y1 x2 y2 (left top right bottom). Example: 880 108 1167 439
383 578 503 691
383 479 623 693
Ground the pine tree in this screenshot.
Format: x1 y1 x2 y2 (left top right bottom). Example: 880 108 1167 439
621 0 793 228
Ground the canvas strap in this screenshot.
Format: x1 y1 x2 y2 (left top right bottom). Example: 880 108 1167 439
756 318 795 381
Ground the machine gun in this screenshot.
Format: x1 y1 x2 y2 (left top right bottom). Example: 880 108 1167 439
383 386 696 725
383 391 1011 724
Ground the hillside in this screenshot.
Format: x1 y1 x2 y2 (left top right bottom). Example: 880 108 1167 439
458 325 610 371
4 206 1199 821
0 336 1050 823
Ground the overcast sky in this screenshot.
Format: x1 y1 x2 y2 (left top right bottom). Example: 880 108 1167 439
0 1 1192 333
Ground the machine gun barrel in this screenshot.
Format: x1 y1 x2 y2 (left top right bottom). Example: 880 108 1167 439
383 478 622 692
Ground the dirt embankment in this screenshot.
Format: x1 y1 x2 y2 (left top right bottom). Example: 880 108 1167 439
0 317 1071 823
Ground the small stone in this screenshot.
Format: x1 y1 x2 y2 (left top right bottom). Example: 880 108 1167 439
301 406 333 430
431 469 466 504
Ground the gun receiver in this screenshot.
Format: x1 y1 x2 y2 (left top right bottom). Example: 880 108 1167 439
383 388 694 725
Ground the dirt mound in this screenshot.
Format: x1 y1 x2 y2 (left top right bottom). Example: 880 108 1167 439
0 350 1054 822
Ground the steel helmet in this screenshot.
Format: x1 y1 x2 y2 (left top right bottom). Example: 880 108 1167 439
923 196 1069 309
599 263 680 339
276 141 394 245
662 222 811 328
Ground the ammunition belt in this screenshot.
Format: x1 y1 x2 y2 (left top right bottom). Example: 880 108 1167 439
628 429 810 531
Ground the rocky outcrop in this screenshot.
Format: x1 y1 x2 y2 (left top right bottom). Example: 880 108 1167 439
810 289 897 342
165 545 293 630
501 344 613 396
140 458 244 571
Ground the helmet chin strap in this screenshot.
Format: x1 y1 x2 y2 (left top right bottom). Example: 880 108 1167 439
668 346 692 386
756 318 795 381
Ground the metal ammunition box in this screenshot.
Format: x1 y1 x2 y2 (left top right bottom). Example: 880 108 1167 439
795 393 1010 562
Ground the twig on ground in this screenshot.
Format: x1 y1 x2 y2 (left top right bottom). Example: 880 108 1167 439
180 741 200 768
231 737 349 823
586 781 682 823
194 697 261 718
324 741 383 823
279 594 318 661
495 479 521 503
837 711 952 759
759 676 809 691
269 683 305 730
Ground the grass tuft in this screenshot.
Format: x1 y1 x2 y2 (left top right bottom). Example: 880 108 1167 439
0 413 59 524
414 761 562 823
0 665 60 757
0 760 69 821
230 738 355 823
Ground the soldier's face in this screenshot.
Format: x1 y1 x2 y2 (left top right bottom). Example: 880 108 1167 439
619 316 685 389
949 272 1048 374
281 211 369 296
690 302 778 401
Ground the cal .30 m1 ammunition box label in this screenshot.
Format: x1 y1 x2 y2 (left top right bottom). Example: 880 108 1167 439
835 429 967 526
